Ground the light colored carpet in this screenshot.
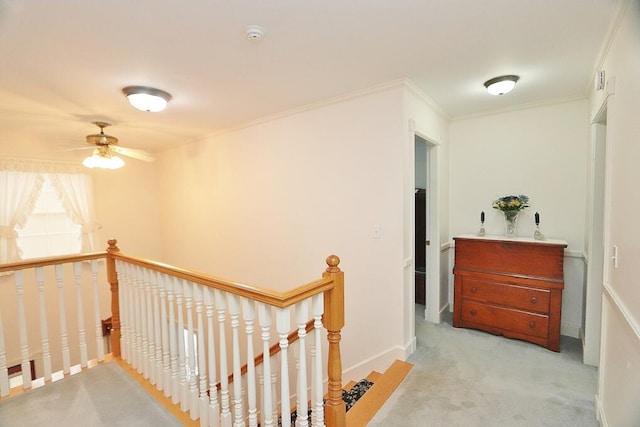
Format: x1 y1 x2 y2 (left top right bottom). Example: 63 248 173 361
0 362 182 427
370 307 598 427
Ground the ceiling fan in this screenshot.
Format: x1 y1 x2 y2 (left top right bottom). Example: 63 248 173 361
81 121 155 168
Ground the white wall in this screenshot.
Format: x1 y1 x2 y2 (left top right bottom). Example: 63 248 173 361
92 161 164 258
590 1 640 425
156 83 417 380
448 100 590 337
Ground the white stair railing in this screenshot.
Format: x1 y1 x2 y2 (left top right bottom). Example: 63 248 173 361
110 254 341 427
0 252 111 398
1 242 346 427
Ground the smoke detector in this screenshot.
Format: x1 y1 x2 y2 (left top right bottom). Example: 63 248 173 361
246 25 264 41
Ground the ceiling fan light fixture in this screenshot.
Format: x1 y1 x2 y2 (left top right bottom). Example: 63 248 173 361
83 149 125 169
122 86 172 112
484 75 520 96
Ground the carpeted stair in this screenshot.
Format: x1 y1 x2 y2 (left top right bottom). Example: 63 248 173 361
278 379 374 426
275 359 413 426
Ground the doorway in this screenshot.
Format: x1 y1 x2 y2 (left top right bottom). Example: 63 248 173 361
414 137 428 307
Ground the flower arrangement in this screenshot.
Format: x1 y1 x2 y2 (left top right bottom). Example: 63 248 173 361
492 194 530 212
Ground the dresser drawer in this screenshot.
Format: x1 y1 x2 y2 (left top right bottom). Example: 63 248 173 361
453 237 565 280
461 277 550 313
460 300 549 339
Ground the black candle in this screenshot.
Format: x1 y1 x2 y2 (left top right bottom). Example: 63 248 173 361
481 211 485 223
535 212 540 225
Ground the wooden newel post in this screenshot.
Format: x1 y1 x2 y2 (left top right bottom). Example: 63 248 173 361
106 239 121 358
323 254 346 427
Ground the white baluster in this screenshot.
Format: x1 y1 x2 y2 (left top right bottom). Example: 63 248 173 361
295 300 310 427
175 278 188 411
258 303 274 427
55 264 70 374
205 286 220 427
14 270 32 389
35 267 52 380
90 260 105 362
215 290 232 427
185 279 199 419
311 293 325 427
0 309 8 397
166 274 179 404
256 364 265 427
271 358 279 425
117 261 131 362
160 274 171 397
276 308 291 427
194 283 208 426
73 262 88 367
143 268 155 382
125 262 135 363
134 266 145 374
309 329 317 427
227 294 245 427
242 298 258 427
151 271 163 390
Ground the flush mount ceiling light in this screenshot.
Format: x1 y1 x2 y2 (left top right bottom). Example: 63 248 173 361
122 86 172 112
484 75 520 96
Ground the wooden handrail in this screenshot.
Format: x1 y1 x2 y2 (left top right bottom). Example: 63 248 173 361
107 248 335 308
0 251 107 273
217 319 315 390
0 241 334 309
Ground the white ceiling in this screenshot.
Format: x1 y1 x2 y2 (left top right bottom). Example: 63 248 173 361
0 0 621 160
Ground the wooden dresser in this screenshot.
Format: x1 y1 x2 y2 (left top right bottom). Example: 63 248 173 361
453 236 567 351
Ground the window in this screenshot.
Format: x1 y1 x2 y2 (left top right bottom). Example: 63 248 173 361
0 159 99 265
16 175 82 259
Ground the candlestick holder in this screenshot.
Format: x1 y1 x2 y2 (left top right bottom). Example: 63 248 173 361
478 221 486 236
534 225 546 241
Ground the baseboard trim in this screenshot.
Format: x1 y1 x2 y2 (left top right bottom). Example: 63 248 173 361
595 393 608 427
406 336 417 356
561 323 581 339
439 302 450 319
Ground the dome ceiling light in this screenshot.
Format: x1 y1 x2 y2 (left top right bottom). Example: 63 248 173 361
483 75 520 96
122 86 172 112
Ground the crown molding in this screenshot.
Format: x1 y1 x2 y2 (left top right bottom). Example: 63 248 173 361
450 95 587 122
402 79 450 120
206 79 411 140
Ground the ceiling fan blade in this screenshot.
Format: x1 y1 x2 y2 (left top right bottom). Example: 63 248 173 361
110 145 156 162
58 146 96 152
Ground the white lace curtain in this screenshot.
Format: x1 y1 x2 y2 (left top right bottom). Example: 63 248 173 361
50 173 100 253
0 158 100 264
0 168 43 264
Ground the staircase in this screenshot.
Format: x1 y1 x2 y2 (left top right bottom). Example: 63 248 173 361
344 360 413 427
117 358 413 426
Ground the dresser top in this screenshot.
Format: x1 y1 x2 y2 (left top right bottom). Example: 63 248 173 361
454 234 568 247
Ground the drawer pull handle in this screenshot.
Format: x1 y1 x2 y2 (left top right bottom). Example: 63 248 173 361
530 296 538 304
470 287 477 293
529 321 536 329
470 309 477 316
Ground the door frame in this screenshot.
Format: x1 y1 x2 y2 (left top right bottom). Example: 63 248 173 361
584 94 612 366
